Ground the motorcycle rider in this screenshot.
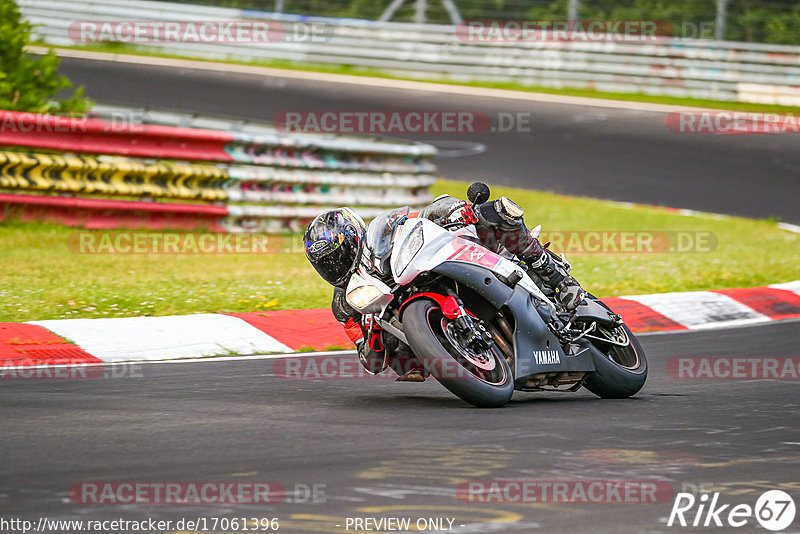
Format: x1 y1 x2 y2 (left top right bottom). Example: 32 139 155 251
303 189 585 379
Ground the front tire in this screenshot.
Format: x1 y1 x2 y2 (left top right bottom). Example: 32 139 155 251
403 299 513 408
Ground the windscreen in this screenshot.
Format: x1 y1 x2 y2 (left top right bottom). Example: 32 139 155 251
365 206 410 274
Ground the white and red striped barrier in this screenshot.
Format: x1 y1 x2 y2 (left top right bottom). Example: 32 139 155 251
2 282 798 369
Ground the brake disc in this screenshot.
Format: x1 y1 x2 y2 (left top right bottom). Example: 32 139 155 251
442 319 496 371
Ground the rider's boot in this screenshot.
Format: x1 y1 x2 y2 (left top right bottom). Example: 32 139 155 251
519 239 585 311
396 368 427 382
386 341 427 382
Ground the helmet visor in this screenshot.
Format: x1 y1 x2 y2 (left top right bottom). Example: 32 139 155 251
308 241 356 286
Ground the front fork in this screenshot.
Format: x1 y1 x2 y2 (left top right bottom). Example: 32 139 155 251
444 292 494 353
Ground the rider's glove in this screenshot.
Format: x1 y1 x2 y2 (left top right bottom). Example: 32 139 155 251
474 196 525 232
444 200 479 228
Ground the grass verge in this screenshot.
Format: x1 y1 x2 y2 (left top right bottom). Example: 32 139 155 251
1 178 798 322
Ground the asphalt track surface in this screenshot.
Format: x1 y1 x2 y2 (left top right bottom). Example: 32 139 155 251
55 57 800 223
3 55 792 533
2 320 799 533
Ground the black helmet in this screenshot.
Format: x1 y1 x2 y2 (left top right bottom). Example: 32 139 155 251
304 208 366 287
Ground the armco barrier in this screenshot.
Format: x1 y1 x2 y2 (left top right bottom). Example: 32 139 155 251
18 0 800 105
0 192 389 233
0 109 437 233
0 150 433 206
0 110 436 166
0 111 232 161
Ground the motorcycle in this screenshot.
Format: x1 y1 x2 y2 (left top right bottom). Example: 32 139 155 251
340 182 647 407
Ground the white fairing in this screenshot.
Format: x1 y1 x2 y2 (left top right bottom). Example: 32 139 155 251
389 218 557 313
391 218 463 284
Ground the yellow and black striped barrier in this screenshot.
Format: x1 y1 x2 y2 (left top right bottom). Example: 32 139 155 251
0 151 229 201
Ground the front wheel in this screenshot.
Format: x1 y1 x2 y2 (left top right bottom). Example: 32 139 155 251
582 296 648 398
403 299 513 408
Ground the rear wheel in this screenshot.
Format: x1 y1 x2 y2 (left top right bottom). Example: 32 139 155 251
582 296 648 398
403 299 513 408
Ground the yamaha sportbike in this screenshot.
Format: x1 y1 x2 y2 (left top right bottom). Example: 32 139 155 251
341 183 647 407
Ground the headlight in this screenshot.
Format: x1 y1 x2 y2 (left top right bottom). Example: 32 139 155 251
346 285 383 309
394 222 424 275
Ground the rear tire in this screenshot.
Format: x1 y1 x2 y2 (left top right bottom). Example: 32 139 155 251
582 295 648 399
403 299 513 408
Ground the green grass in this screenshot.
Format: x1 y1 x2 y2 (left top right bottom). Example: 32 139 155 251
0 222 330 321
41 42 800 115
1 178 798 322
449 181 800 296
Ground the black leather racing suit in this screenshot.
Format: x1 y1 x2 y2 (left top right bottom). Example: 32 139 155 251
419 194 584 309
331 194 585 376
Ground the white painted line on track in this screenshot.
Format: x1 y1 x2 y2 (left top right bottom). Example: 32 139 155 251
632 316 800 336
29 46 721 114
0 350 355 372
5 318 799 372
777 222 800 234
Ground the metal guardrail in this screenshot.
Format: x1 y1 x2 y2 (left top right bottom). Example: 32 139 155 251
0 108 437 233
0 150 433 206
19 0 800 105
87 106 437 158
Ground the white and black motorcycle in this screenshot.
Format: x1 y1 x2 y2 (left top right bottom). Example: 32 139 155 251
342 183 647 408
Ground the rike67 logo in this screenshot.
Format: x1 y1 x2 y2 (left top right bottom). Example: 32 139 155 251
668 490 796 531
